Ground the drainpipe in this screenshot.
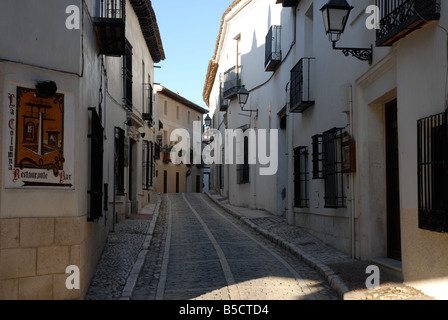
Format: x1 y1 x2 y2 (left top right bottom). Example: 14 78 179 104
286 84 294 225
348 85 355 259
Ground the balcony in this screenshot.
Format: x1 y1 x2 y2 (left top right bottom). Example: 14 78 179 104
275 0 301 7
265 26 282 72
93 0 126 56
219 86 230 112
290 57 315 113
376 0 441 47
222 66 241 100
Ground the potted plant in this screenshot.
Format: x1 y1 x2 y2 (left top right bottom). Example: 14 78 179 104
162 142 174 163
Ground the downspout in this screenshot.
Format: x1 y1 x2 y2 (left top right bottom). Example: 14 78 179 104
252 113 257 209
286 6 297 225
348 85 355 259
286 83 294 225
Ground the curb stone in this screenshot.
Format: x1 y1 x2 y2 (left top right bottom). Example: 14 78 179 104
119 194 162 300
204 191 365 300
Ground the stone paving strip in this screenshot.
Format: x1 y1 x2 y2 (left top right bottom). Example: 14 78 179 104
85 194 161 300
204 191 435 300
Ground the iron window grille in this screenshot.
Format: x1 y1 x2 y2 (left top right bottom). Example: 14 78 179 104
375 0 441 47
219 164 224 189
88 108 104 221
143 81 153 122
294 146 309 208
124 39 133 110
237 136 250 184
265 25 282 72
115 127 125 195
323 128 346 208
290 57 315 113
417 112 448 233
154 142 160 160
223 66 241 100
312 134 324 179
142 140 153 190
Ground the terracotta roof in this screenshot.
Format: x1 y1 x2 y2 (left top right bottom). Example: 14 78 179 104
130 0 166 63
157 85 209 114
202 0 243 106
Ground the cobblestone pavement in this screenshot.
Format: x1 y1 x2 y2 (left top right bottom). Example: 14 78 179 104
132 193 340 300
205 191 435 300
85 191 435 301
85 196 160 300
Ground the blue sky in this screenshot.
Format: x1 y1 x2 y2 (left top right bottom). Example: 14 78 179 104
151 0 234 111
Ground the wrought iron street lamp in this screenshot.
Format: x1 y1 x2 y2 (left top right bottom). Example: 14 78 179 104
238 85 258 116
320 0 372 63
204 114 212 128
238 85 250 105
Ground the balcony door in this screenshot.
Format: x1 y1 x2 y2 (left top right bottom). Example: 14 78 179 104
385 99 401 261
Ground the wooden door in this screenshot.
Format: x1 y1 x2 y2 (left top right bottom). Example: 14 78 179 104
385 99 402 261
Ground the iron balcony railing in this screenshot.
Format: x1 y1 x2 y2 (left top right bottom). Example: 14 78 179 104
276 0 301 7
265 25 282 72
99 0 125 19
94 0 126 56
376 0 441 46
222 66 241 100
290 57 315 113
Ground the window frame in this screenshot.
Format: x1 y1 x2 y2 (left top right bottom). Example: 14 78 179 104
322 128 346 208
124 39 133 111
115 127 125 196
294 146 309 208
417 112 448 233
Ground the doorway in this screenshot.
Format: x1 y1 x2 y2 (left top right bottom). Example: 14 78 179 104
129 139 138 214
385 99 401 261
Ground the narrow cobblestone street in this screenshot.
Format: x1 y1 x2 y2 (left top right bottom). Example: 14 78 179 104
86 192 434 301
132 193 339 300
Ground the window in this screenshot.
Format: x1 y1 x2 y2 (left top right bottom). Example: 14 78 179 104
176 106 179 120
294 146 309 207
323 128 345 208
147 75 153 115
88 108 104 221
237 135 250 184
312 134 324 179
223 66 241 99
265 25 282 72
124 39 133 110
115 127 125 195
143 73 153 119
290 57 315 113
164 100 167 115
418 112 448 233
142 140 153 190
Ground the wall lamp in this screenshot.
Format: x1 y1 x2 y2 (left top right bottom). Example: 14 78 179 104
238 86 258 116
36 81 57 98
204 114 212 128
321 0 372 63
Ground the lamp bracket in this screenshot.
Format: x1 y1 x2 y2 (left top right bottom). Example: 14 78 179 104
332 41 373 63
240 106 258 117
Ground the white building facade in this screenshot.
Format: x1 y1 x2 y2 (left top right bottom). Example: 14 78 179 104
0 0 164 299
204 0 448 299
